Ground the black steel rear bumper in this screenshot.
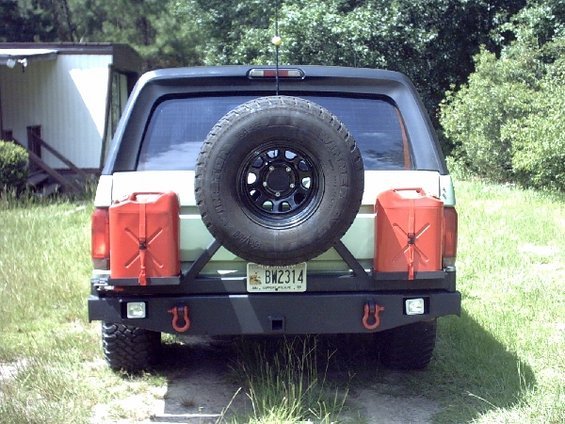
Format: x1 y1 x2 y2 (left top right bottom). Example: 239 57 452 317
88 240 461 335
88 290 461 335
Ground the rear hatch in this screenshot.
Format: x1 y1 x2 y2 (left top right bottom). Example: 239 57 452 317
95 66 454 276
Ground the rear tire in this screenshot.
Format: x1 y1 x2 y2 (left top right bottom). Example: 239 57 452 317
380 320 437 370
101 322 161 372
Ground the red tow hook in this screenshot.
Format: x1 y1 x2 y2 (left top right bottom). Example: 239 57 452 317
362 300 385 331
168 305 191 333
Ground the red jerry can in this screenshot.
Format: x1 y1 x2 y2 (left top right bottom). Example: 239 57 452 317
375 188 443 280
109 192 180 285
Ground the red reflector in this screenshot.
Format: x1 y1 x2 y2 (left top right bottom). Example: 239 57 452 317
262 70 278 77
91 207 109 264
248 68 304 79
443 207 458 262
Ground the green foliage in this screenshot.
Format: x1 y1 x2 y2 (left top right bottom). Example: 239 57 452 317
188 0 525 123
441 2 565 190
0 0 33 41
5 0 563 184
505 56 565 191
176 0 272 66
5 0 527 133
68 0 205 69
0 140 28 192
440 49 535 182
3 0 77 42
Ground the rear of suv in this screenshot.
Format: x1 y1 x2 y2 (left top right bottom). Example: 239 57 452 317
88 65 460 371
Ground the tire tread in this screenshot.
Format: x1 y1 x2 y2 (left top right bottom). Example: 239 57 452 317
101 323 161 372
380 320 437 370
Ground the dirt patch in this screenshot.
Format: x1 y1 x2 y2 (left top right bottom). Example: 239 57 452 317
0 359 29 402
154 337 248 422
518 244 558 257
0 362 21 383
0 359 28 384
91 336 439 423
348 389 439 423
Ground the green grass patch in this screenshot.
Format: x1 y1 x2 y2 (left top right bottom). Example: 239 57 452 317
394 180 564 423
0 201 91 352
0 198 107 423
0 196 167 423
230 336 348 423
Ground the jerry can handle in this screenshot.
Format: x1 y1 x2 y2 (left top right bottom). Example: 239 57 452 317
127 192 166 201
392 187 425 194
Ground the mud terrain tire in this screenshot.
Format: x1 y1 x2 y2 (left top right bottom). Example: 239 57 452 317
380 320 437 370
195 96 364 266
102 323 161 372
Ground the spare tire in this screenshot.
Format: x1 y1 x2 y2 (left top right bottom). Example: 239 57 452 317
195 96 363 266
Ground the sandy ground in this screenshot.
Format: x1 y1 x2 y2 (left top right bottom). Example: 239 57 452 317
89 335 439 423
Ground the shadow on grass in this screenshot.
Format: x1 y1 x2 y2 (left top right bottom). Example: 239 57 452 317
147 308 535 423
425 309 537 422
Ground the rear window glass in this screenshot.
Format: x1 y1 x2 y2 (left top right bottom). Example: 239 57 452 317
137 95 410 171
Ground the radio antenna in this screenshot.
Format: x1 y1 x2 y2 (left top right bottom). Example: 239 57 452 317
271 0 282 95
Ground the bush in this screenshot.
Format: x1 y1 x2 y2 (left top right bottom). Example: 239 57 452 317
440 50 535 183
0 140 29 192
440 2 565 191
505 60 565 191
440 40 564 191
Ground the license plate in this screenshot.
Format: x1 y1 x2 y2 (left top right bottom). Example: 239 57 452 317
246 263 307 292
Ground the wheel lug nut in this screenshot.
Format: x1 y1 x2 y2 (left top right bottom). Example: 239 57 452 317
289 183 295 189
286 167 291 172
275 192 281 197
269 166 275 171
263 182 268 187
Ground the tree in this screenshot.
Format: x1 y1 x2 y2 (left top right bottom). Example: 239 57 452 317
1 0 71 42
186 0 526 134
13 0 77 41
507 57 565 191
0 1 32 42
180 0 273 65
69 0 204 69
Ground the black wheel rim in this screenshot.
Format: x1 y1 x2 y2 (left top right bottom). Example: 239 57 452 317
238 145 321 223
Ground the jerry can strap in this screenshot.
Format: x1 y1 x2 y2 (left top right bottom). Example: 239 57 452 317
138 201 148 286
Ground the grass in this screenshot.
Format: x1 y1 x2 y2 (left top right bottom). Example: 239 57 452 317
0 196 98 423
230 336 349 423
0 193 167 424
393 180 564 423
0 180 563 423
